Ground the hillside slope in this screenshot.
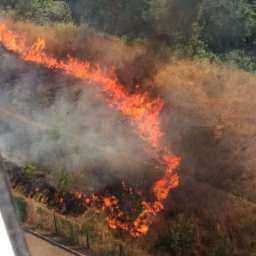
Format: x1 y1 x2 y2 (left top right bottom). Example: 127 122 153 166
1 19 256 255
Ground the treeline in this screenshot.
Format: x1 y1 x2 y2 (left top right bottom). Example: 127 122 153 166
66 0 256 55
0 0 72 23
1 0 256 71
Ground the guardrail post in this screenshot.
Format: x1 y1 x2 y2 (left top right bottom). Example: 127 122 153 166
86 232 90 249
53 211 58 234
119 244 124 256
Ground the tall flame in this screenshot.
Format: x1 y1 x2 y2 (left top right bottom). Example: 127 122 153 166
0 21 181 236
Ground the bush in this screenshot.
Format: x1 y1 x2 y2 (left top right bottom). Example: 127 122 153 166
66 0 150 37
14 196 28 222
156 215 197 256
221 49 256 72
0 0 16 8
199 0 256 53
15 0 72 24
55 170 74 192
148 0 201 44
24 163 36 180
211 236 233 256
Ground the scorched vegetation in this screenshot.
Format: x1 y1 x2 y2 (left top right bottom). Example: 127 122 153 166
0 1 256 256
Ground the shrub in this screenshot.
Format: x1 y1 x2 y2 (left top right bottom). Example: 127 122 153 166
14 196 28 222
24 163 36 180
199 0 256 53
15 0 72 24
148 0 201 45
156 215 197 256
211 236 233 256
55 170 74 192
221 50 256 72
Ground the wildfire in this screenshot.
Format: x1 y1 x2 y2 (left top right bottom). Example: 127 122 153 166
0 20 181 237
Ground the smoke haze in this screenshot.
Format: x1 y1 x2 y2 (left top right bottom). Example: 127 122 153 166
0 47 155 191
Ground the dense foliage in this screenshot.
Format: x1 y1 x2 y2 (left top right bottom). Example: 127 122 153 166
65 0 256 57
1 0 256 69
0 0 72 23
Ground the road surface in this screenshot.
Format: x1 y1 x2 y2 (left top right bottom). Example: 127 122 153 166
25 233 77 256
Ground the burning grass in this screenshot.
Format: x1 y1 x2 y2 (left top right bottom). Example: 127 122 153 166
0 18 181 237
1 16 256 256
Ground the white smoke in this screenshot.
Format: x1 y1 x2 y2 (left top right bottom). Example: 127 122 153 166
0 47 153 190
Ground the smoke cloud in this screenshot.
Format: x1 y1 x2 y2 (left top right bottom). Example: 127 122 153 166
0 46 155 191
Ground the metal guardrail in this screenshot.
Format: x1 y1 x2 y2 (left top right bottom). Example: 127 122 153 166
0 165 30 256
0 154 88 256
24 228 87 256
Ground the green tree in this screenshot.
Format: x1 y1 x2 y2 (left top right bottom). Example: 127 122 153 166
148 0 201 44
199 0 256 53
66 0 151 37
15 0 72 24
55 170 74 192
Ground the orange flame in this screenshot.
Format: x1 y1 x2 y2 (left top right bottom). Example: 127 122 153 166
0 20 181 237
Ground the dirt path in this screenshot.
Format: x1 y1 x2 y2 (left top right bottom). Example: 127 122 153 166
25 233 77 256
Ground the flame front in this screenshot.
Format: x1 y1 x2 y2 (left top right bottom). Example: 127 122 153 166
0 21 181 237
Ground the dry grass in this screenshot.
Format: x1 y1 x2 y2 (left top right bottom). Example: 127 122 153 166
151 59 256 255
3 18 147 66
2 18 163 87
153 59 256 202
2 18 256 255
